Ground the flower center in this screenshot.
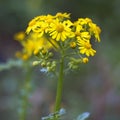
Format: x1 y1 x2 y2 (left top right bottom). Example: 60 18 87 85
85 42 91 49
75 31 81 36
56 24 64 32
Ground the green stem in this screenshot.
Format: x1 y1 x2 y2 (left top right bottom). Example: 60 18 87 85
47 37 58 51
19 67 32 120
54 56 64 112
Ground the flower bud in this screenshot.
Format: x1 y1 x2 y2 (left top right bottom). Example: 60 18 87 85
47 66 52 72
41 61 46 67
70 42 76 49
42 49 47 55
82 57 89 63
33 61 40 66
34 49 40 56
48 52 53 57
46 62 51 66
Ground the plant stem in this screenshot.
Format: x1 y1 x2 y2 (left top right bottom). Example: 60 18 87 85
54 56 64 112
19 67 32 120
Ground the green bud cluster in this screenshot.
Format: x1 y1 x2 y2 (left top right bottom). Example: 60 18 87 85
46 61 56 72
68 58 82 70
33 48 56 72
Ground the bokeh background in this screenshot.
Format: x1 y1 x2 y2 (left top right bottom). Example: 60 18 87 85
0 0 120 120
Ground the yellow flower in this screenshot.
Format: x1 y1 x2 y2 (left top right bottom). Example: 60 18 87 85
26 15 53 37
74 20 91 40
82 57 89 63
26 16 41 34
23 39 35 57
16 34 55 60
84 18 92 23
15 51 29 60
33 37 56 51
74 17 101 42
40 14 54 21
48 19 73 41
24 36 55 56
89 22 101 42
16 13 101 62
80 32 91 40
55 12 70 19
74 23 83 37
77 39 96 56
21 54 29 60
14 31 25 41
76 18 92 26
76 32 91 41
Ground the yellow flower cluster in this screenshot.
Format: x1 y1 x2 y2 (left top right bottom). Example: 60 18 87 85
14 32 57 60
14 12 101 63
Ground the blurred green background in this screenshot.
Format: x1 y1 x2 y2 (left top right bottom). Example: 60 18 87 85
0 0 120 120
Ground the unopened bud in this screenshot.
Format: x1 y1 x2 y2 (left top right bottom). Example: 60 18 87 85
33 61 40 66
82 57 89 63
41 61 46 67
42 49 47 55
46 62 51 66
48 52 53 57
34 49 39 56
70 42 76 49
47 66 52 72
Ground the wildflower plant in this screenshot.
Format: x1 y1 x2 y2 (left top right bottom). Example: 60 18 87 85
15 12 101 120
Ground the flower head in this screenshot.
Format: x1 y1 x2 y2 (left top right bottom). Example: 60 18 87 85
15 32 57 60
26 16 41 34
89 22 101 42
15 12 101 65
77 38 96 56
48 19 73 41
